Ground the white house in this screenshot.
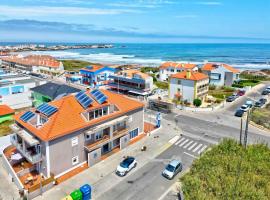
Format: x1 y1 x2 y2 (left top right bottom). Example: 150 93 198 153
169 70 209 103
201 63 240 86
159 62 198 82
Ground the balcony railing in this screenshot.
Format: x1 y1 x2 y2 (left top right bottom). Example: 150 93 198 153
10 124 21 132
10 136 41 164
85 135 110 151
113 128 128 138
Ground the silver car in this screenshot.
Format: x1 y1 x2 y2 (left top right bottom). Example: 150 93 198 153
162 159 182 179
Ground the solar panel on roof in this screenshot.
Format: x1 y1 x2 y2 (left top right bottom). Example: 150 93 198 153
90 89 107 104
20 111 35 122
75 91 93 109
37 103 58 117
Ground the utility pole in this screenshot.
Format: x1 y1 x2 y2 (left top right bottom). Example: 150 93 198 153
239 117 243 145
243 109 250 148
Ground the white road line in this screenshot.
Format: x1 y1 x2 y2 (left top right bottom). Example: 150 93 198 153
175 137 185 145
183 141 193 149
179 139 189 147
188 142 197 151
184 152 198 159
192 144 203 153
197 145 208 154
168 135 180 144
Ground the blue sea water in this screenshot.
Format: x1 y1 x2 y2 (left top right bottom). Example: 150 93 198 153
2 43 270 69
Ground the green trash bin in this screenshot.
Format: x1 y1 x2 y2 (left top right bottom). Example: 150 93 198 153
70 189 83 200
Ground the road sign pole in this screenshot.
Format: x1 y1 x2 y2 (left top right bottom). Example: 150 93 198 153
239 117 243 145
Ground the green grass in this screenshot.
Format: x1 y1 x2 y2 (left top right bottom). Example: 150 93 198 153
0 120 13 137
140 67 159 74
251 104 270 129
232 79 260 88
155 81 168 89
61 59 102 71
181 139 270 200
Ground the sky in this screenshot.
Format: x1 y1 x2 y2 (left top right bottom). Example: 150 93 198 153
0 0 269 43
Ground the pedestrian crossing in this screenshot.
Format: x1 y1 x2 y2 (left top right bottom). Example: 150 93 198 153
173 137 208 155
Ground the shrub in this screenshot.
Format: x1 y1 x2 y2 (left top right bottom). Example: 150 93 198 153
193 99 202 107
209 84 216 90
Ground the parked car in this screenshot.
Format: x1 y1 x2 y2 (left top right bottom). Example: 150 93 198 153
235 109 245 117
245 100 253 108
240 104 250 112
237 90 246 96
162 160 182 180
259 98 267 104
226 96 236 102
116 156 137 176
254 101 263 108
262 89 270 95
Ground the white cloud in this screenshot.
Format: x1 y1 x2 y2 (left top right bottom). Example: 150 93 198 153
0 5 140 17
196 1 223 6
108 0 179 8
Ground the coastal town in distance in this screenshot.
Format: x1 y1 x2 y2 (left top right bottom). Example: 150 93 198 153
0 1 270 200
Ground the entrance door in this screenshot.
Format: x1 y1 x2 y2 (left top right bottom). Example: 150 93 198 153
102 143 110 154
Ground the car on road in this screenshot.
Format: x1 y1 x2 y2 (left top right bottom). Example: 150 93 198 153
235 109 245 117
240 104 250 112
254 101 263 108
245 100 253 108
259 98 267 104
116 156 137 176
262 89 270 95
162 160 182 180
237 90 245 96
226 96 236 102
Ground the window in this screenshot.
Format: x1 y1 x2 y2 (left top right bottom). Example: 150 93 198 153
103 107 108 115
170 69 174 72
177 69 181 72
177 80 181 85
89 111 94 120
71 137 78 146
177 88 181 92
72 156 79 165
129 128 139 139
85 134 91 141
95 132 102 140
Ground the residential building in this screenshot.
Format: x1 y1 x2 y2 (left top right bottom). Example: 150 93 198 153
169 70 209 103
0 74 46 109
201 63 240 86
108 69 154 96
0 105 14 123
31 82 81 107
159 62 198 82
1 55 64 75
80 65 116 87
3 89 144 193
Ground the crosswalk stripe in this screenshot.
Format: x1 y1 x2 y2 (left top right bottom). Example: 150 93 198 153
197 145 208 154
175 137 185 145
188 142 197 151
183 141 193 149
192 144 203 153
179 139 189 147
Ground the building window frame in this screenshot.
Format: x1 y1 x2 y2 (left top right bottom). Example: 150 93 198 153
72 156 79 165
71 137 78 146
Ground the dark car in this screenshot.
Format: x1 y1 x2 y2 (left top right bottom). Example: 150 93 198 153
226 96 236 102
254 101 263 108
261 90 270 95
259 98 267 104
235 109 245 117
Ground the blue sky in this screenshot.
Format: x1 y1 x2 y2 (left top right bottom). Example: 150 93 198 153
0 0 269 43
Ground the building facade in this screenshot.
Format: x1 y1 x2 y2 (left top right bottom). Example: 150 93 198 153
159 62 198 82
169 71 209 103
80 65 116 87
3 89 144 192
109 69 154 96
201 63 240 86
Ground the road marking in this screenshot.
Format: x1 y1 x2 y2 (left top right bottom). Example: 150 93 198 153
175 137 185 145
179 139 189 147
192 144 203 153
184 152 198 159
168 135 180 144
188 142 197 151
197 145 208 154
183 141 193 149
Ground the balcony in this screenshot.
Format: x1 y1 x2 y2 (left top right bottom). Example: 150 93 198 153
85 135 110 152
113 128 128 138
10 124 21 132
10 134 41 164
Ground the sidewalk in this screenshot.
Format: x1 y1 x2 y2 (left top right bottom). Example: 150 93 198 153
34 118 179 200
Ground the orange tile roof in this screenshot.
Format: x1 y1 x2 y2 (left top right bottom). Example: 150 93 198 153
0 105 15 116
81 65 104 72
202 63 240 73
2 55 61 68
119 69 150 79
160 62 197 70
14 90 144 141
171 71 208 81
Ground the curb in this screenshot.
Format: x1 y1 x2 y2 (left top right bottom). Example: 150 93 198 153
250 121 270 133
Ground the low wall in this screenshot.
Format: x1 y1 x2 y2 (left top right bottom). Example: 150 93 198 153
176 102 225 112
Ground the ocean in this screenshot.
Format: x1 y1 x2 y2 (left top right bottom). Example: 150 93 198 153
4 43 270 70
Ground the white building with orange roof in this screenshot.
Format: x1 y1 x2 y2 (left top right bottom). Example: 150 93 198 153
1 55 64 75
159 61 198 82
3 89 144 195
169 70 209 103
108 69 153 96
201 63 240 86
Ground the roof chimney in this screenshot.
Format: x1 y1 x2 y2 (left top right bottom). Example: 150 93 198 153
186 70 191 79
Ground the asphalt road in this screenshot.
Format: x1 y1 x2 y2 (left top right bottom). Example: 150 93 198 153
98 135 212 200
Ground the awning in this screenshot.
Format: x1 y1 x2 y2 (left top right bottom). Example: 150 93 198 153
86 115 129 135
17 130 39 146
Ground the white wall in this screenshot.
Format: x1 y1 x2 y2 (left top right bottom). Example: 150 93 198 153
169 78 195 102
